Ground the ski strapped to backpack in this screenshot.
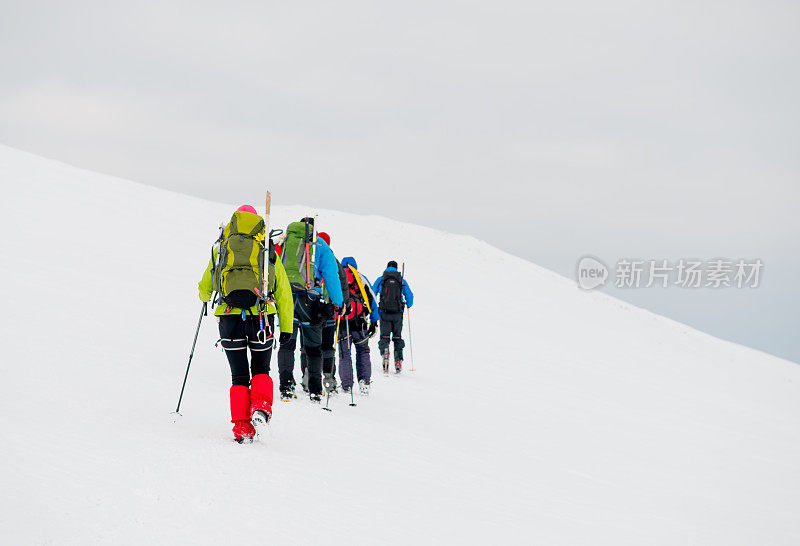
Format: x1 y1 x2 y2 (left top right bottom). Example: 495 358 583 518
253 234 282 345
253 191 279 344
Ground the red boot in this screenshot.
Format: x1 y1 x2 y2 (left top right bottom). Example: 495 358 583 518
249 374 274 419
230 385 255 443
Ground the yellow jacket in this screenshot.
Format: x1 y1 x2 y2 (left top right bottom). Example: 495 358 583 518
198 247 294 333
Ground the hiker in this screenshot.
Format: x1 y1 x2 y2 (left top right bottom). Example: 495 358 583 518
372 260 414 374
300 231 350 395
198 205 294 443
276 218 344 402
338 257 380 395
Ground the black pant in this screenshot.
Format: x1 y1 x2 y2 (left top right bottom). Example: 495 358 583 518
219 314 274 387
301 321 337 378
277 291 324 394
378 310 405 360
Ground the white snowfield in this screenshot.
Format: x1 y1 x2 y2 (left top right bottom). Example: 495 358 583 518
1 144 798 545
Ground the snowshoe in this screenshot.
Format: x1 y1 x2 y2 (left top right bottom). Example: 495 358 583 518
342 385 352 394
358 380 370 396
395 359 402 374
310 393 323 403
382 352 390 374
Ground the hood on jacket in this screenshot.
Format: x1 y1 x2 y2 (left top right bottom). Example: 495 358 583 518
342 256 358 270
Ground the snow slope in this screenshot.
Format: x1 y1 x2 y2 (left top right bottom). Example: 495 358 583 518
1 144 799 545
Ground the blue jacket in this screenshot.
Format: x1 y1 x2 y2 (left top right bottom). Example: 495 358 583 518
341 257 380 323
372 267 414 308
314 239 344 306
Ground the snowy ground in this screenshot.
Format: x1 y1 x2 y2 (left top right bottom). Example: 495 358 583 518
1 144 799 545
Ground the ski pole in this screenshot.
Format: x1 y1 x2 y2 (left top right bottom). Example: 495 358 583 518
402 263 415 372
323 378 333 412
345 315 356 407
407 308 415 372
174 302 206 414
322 315 340 412
323 379 333 412
333 314 341 350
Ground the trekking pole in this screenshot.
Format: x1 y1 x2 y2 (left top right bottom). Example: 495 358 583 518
345 315 356 407
402 263 415 372
323 314 340 412
333 314 341 350
174 302 207 415
407 308 415 372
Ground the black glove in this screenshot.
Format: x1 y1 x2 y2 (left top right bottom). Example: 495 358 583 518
279 332 292 344
368 322 377 337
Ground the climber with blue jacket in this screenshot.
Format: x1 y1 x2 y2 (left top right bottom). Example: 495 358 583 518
299 231 350 395
372 260 414 374
276 217 344 401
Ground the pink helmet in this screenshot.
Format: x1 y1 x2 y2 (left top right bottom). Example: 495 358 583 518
236 205 257 214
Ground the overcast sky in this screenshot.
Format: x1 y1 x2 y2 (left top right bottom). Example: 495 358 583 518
1 0 798 362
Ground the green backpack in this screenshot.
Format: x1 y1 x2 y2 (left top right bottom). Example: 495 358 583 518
212 210 275 309
281 219 315 289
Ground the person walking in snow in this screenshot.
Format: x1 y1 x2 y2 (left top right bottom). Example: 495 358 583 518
198 205 294 443
300 231 350 395
338 257 380 394
276 218 344 402
372 260 414 374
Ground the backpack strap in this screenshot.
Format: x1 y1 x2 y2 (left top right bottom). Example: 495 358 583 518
347 265 371 314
